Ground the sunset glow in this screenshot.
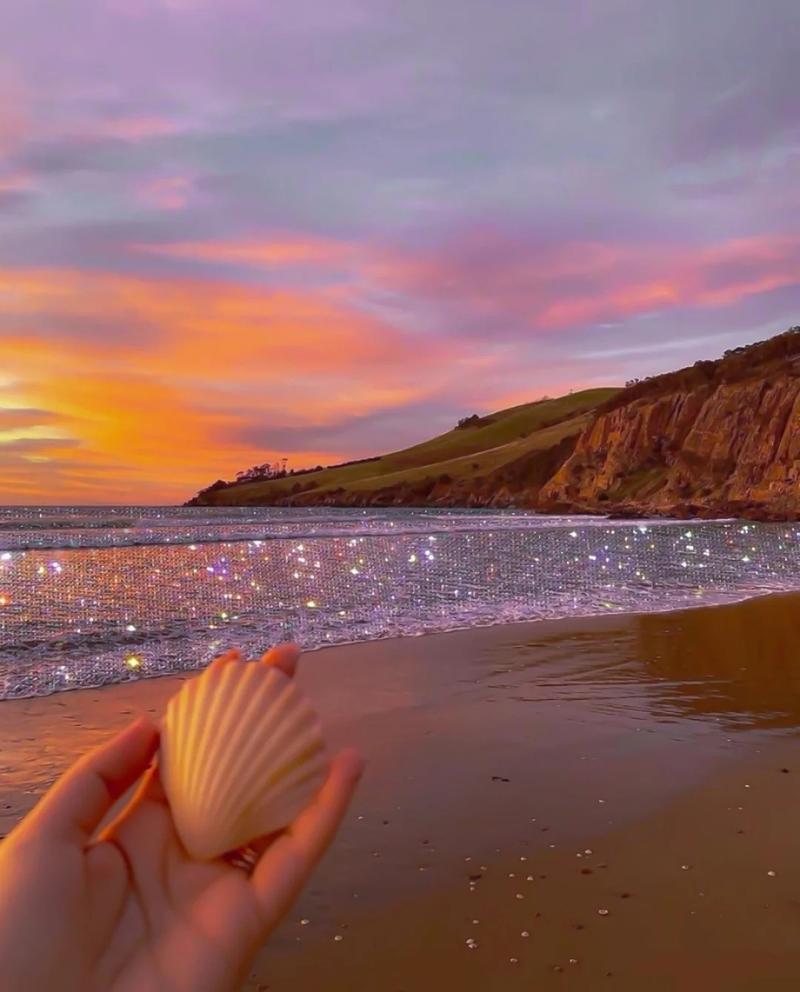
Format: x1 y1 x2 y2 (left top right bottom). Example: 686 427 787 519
2 0 799 503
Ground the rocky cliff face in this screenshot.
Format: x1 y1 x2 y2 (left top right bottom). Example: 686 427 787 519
189 327 800 519
540 328 800 520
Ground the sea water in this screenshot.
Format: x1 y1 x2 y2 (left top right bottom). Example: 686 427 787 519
1 505 799 699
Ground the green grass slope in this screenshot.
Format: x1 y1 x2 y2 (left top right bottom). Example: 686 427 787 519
192 387 618 506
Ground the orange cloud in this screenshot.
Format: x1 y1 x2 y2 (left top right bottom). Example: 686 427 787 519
136 234 357 267
3 229 798 504
0 263 449 502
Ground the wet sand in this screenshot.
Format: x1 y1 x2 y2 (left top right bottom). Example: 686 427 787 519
3 594 800 989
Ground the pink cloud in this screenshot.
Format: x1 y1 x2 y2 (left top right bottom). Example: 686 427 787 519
0 171 33 193
137 174 194 210
370 232 800 333
0 77 28 156
98 114 183 142
135 234 357 267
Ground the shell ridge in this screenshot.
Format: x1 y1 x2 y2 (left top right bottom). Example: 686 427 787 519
217 668 303 831
230 718 327 843
226 711 323 832
185 665 228 813
182 671 212 808
262 743 327 797
241 677 310 771
204 666 281 825
246 703 321 782
182 664 242 851
163 680 202 849
253 712 322 791
245 757 328 837
200 662 260 823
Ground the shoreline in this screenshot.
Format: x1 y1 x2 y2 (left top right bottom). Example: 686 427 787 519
4 594 800 989
3 582 798 703
186 493 800 523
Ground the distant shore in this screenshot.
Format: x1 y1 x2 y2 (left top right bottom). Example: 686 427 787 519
188 488 800 523
3 595 800 989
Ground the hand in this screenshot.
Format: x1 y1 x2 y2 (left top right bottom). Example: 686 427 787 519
0 645 364 992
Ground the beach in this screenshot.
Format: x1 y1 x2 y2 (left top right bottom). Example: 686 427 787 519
3 594 800 990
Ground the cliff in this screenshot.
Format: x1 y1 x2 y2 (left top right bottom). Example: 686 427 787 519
189 327 800 520
539 327 800 520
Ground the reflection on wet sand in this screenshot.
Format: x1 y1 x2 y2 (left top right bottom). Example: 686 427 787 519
636 593 800 729
488 592 800 732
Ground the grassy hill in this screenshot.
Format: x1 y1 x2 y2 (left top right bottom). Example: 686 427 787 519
189 387 619 507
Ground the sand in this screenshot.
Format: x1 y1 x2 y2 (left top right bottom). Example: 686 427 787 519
3 594 800 990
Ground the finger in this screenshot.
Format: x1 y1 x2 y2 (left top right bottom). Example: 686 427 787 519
260 642 300 678
104 754 168 826
249 749 364 923
284 749 364 860
28 717 159 842
208 648 242 672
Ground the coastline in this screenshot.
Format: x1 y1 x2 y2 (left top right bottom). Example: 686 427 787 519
188 486 800 523
3 596 800 988
191 485 800 523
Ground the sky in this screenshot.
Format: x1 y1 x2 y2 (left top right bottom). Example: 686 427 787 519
1 0 799 504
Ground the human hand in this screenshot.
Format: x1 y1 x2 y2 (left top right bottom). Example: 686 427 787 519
0 645 364 992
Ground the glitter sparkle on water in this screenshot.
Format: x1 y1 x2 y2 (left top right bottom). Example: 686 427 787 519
0 505 799 699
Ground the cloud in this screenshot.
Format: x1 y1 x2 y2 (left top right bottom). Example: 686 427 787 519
136 234 357 267
369 231 800 336
0 436 81 456
0 262 462 501
0 408 61 430
137 174 195 210
96 114 185 142
228 396 470 458
1 0 799 501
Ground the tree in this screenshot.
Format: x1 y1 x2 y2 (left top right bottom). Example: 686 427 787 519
456 414 481 429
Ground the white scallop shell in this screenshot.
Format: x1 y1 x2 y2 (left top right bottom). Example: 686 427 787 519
160 658 328 860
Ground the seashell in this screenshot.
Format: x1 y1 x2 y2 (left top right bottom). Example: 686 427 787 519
160 657 328 860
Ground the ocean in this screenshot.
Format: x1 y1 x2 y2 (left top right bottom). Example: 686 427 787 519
1 505 799 699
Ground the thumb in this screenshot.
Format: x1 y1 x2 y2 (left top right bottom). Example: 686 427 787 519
26 717 159 843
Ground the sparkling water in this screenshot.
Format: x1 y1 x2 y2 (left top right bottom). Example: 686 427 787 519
1 506 799 699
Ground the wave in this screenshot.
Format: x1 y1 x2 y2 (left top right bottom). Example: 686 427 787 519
1 512 798 698
0 505 708 551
